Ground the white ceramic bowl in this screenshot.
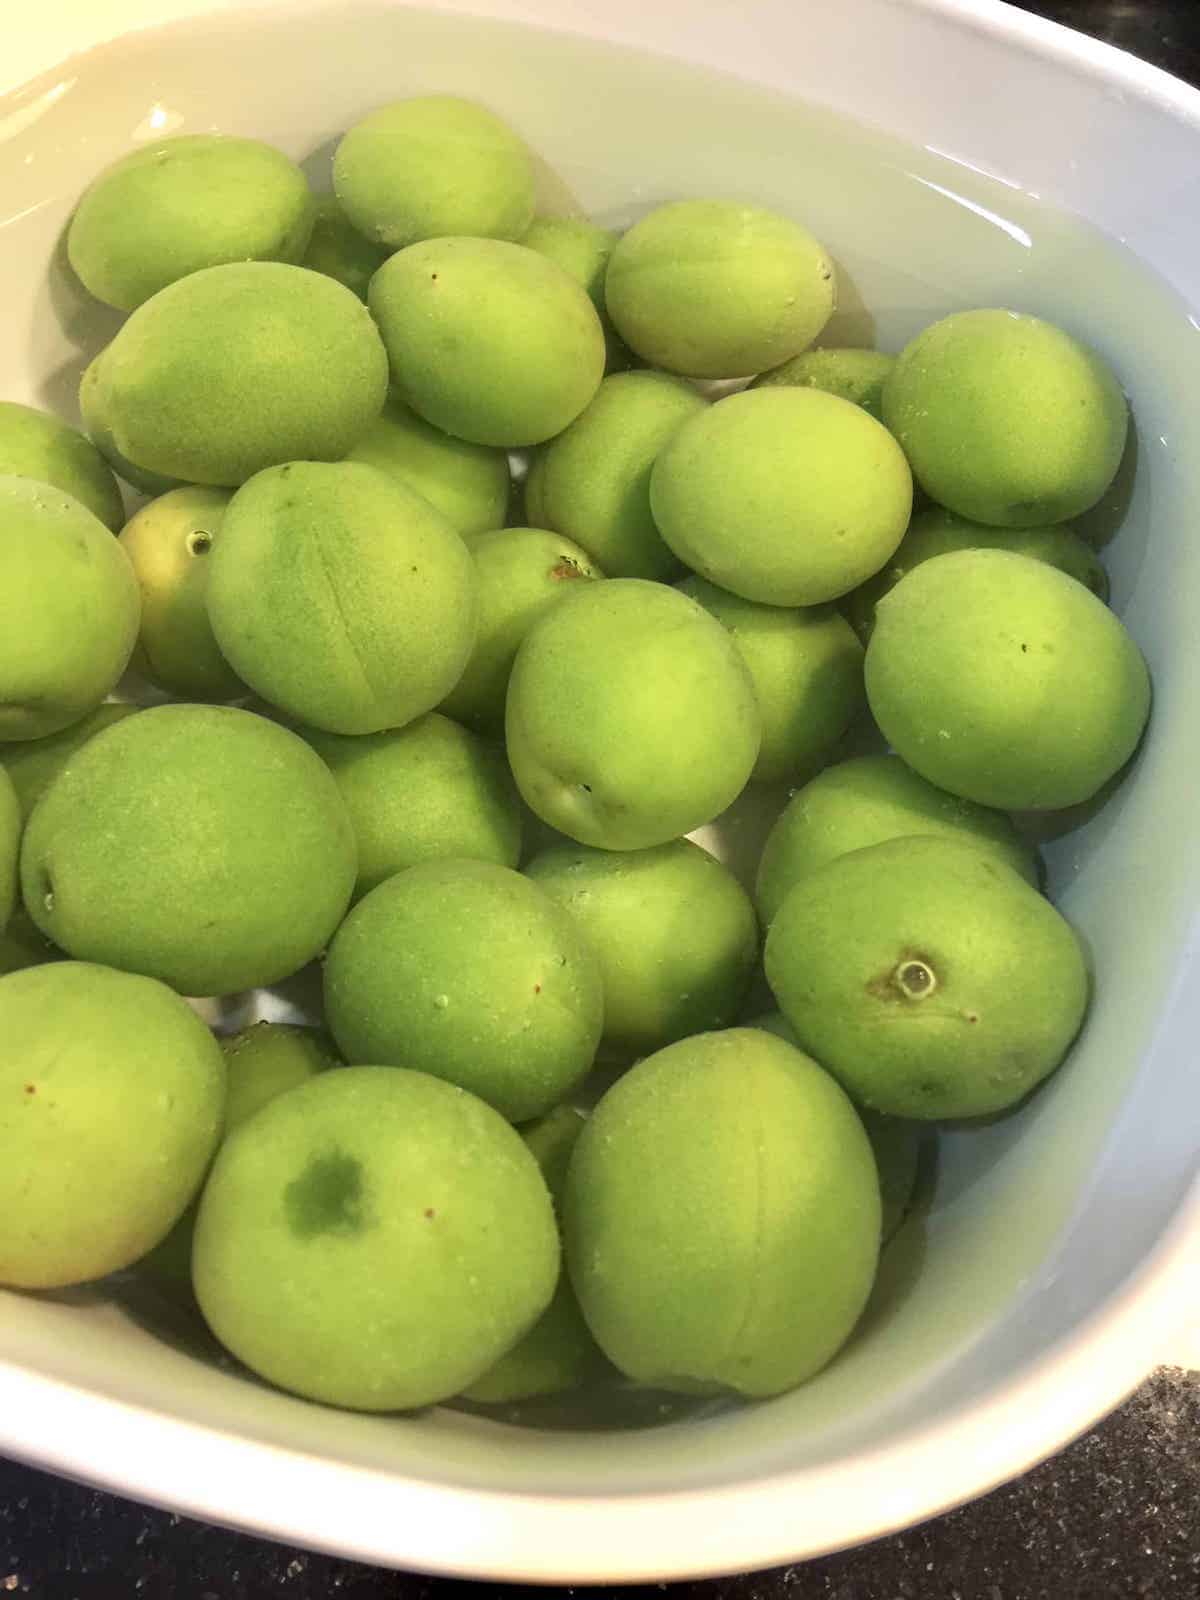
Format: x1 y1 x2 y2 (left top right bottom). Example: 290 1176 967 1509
2 0 1200 1581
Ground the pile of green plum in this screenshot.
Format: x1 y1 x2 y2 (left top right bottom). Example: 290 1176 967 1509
0 97 1150 1417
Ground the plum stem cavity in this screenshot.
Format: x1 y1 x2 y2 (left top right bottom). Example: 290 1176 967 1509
894 958 937 1000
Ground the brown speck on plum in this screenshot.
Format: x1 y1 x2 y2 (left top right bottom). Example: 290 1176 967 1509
24 1084 35 1095
424 1207 436 1219
533 983 542 994
549 560 584 581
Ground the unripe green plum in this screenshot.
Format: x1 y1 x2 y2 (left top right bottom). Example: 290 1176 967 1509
865 549 1150 809
206 461 476 736
505 580 760 850
520 217 631 371
605 200 836 378
119 487 243 700
563 1028 880 1397
95 262 388 486
765 836 1089 1119
346 393 510 537
525 838 758 1058
537 371 706 580
301 193 389 301
680 576 865 783
441 527 602 736
334 96 535 249
650 388 912 605
67 134 314 311
0 401 123 530
192 1065 559 1410
0 961 225 1288
369 237 605 447
754 753 1038 924
882 309 1128 527
845 507 1108 641
301 713 522 898
21 705 356 996
325 860 603 1123
1 704 138 823
0 477 140 741
751 347 895 419
0 767 17 930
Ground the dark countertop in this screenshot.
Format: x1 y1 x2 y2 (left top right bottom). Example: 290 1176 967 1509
4 2 1199 1596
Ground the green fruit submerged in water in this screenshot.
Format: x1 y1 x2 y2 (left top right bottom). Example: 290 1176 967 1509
563 1028 880 1398
20 704 356 997
462 1104 607 1404
0 961 226 1289
324 860 603 1124
764 836 1089 1120
845 507 1109 642
525 838 759 1060
754 752 1038 925
882 308 1128 528
192 1065 559 1411
865 548 1150 810
505 579 760 851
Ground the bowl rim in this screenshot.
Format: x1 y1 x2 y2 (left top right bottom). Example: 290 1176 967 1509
3 0 1200 1581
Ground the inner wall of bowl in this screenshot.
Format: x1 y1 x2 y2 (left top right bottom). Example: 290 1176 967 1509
2 1 1199 1494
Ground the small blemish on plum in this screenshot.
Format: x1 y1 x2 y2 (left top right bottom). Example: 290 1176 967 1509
549 559 584 581
24 1084 36 1095
533 983 542 994
423 1207 436 1219
284 1149 367 1239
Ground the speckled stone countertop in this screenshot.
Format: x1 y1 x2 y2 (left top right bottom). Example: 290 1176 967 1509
3 2 1199 1596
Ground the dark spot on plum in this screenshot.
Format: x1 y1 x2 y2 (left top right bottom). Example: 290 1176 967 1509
284 1149 367 1239
533 983 542 994
964 1011 979 1024
549 559 585 581
1020 642 1028 653
431 273 438 281
579 783 592 794
410 565 419 574
423 1207 436 1219
24 1084 35 1095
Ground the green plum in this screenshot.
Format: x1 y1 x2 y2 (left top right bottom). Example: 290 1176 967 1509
525 839 758 1059
751 347 895 420
140 1020 340 1300
345 392 510 537
192 1065 558 1410
865 549 1151 809
333 96 535 249
462 1104 607 1404
0 767 17 929
0 401 124 530
845 507 1109 641
79 355 183 498
679 576 865 783
520 216 631 371
650 388 913 604
21 705 356 996
206 461 477 735
0 961 225 1288
325 860 603 1123
221 1021 341 1129
1 703 138 823
882 309 1128 527
93 261 388 486
301 712 523 898
604 199 836 378
301 193 389 301
506 579 760 850
765 836 1089 1119
754 753 1038 924
563 1028 880 1397
369 237 605 447
0 477 139 741
440 527 602 736
67 134 314 311
750 1010 922 1243
118 486 243 700
536 371 707 580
